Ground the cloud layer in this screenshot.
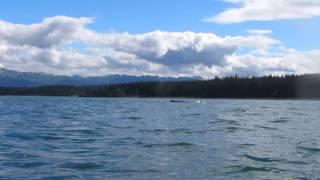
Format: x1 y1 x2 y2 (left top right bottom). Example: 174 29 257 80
206 0 320 23
0 16 319 78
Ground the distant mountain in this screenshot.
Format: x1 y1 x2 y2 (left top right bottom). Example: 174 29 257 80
0 68 201 87
2 74 320 99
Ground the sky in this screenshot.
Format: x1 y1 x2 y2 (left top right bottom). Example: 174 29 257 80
0 0 319 77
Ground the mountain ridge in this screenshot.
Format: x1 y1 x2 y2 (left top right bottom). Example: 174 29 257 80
0 68 201 87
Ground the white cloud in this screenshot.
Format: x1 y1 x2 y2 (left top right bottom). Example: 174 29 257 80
102 32 237 66
206 0 320 23
247 29 272 35
0 16 92 48
223 0 244 3
224 48 320 76
86 31 279 67
0 16 319 78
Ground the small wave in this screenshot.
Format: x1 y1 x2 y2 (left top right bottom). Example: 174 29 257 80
125 116 143 120
225 126 250 132
227 165 278 173
231 108 249 113
59 116 76 120
104 169 161 174
6 133 35 141
4 161 49 168
142 142 195 148
260 106 271 109
296 177 310 180
285 160 309 165
292 112 305 116
238 166 273 173
41 175 81 180
226 127 239 132
243 155 308 165
61 149 92 154
208 120 226 124
108 125 134 129
254 125 278 131
270 118 289 123
58 162 103 170
243 154 307 166
37 135 64 141
239 143 255 147
243 154 281 163
169 128 189 133
109 138 136 146
296 142 320 152
209 118 240 125
71 138 97 144
297 146 320 152
245 113 264 116
183 113 201 117
225 120 241 125
64 129 97 135
288 107 300 111
6 151 38 159
238 166 272 173
185 129 222 134
139 128 189 134
117 137 136 141
139 129 167 133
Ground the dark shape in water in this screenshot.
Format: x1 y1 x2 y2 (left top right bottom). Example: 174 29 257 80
170 100 187 103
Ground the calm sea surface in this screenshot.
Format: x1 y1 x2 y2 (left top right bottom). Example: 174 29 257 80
0 97 320 179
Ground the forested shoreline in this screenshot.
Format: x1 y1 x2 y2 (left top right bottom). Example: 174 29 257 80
1 74 320 99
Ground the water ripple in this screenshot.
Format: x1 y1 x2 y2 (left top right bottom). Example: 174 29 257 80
1 97 320 179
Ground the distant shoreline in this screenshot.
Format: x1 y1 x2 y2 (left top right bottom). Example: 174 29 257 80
1 74 320 100
1 95 320 101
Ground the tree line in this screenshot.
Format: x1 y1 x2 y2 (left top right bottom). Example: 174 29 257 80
0 74 320 99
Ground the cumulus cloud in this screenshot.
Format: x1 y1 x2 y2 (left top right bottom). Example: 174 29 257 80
186 48 320 78
0 16 319 77
102 32 237 66
0 16 92 48
89 31 279 67
226 49 320 77
206 0 320 23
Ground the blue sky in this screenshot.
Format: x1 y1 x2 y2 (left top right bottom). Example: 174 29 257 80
0 0 319 77
1 0 319 50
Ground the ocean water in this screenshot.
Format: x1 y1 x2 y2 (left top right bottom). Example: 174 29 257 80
0 97 320 179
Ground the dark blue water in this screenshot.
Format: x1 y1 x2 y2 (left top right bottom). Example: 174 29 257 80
0 97 320 179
